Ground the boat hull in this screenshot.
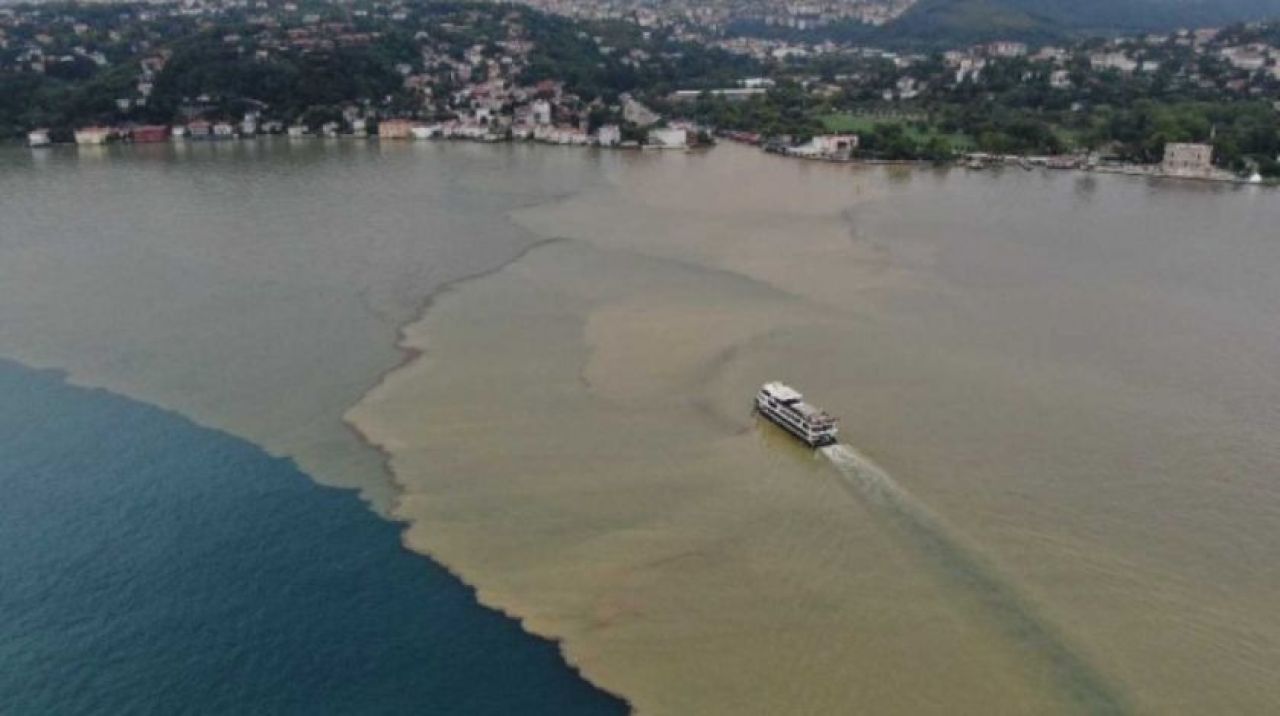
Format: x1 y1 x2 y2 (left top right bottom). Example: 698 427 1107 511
754 403 837 448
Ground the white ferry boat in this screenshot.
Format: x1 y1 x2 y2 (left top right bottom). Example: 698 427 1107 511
754 382 838 447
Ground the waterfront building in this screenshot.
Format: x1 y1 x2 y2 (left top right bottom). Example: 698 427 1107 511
810 134 858 160
131 125 169 143
27 128 51 147
1162 143 1214 177
411 124 444 140
596 124 621 147
646 127 688 149
378 119 414 139
74 126 112 145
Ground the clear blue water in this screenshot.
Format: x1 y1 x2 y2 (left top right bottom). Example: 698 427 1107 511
0 359 627 715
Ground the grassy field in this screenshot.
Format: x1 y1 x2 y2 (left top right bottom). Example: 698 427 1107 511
819 113 975 150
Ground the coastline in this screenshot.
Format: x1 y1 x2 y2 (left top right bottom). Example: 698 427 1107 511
24 132 1275 189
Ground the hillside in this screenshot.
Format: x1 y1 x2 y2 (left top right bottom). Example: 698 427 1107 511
882 0 1280 45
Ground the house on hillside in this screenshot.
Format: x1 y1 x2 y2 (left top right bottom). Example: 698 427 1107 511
986 41 1027 58
1091 52 1137 73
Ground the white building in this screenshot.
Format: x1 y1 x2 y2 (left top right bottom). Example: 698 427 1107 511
596 124 622 147
1091 52 1138 73
670 88 767 102
955 57 986 83
805 134 858 160
1221 47 1268 71
896 76 922 100
646 127 688 149
531 99 552 125
27 128 51 147
987 41 1028 58
411 124 444 140
1033 46 1068 63
74 126 112 145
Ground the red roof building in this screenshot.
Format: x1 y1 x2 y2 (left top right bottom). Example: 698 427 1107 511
131 125 170 143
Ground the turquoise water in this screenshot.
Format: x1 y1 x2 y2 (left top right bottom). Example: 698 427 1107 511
0 359 626 715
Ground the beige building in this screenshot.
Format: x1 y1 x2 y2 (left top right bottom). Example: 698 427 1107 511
377 119 414 140
73 126 112 145
1162 143 1214 177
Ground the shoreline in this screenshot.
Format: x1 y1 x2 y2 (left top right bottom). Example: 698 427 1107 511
19 133 1274 187
726 136 1278 186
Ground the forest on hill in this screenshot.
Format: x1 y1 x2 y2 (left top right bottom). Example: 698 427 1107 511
734 0 1280 47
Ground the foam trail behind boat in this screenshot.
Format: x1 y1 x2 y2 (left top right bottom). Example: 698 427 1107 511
819 443 1130 716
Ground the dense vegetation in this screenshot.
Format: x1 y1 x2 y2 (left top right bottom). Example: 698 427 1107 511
519 16 760 100
674 43 1280 175
0 0 760 137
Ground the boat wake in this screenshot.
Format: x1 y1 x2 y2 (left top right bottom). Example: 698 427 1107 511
819 443 1130 716
820 443 912 508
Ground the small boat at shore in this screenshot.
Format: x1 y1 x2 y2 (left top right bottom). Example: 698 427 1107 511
755 382 838 447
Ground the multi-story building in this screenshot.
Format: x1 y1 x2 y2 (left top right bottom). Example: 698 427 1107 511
1162 143 1214 177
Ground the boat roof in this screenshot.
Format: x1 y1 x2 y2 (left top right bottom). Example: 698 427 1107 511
792 401 828 420
761 381 803 402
